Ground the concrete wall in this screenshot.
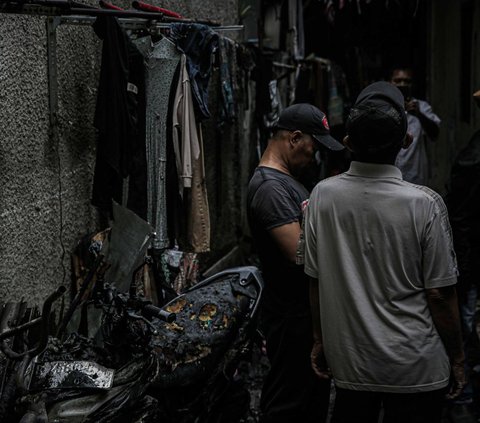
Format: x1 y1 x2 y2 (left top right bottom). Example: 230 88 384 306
0 0 240 306
428 0 480 195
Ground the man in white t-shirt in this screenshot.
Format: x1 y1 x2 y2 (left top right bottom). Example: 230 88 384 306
303 81 464 423
391 66 440 185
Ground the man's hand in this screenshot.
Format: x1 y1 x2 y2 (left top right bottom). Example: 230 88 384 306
405 99 419 116
311 339 331 380
446 358 466 400
405 99 440 139
426 286 465 399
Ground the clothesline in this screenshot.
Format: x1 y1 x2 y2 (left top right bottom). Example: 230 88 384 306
41 13 242 150
51 15 244 32
0 0 245 31
273 57 331 69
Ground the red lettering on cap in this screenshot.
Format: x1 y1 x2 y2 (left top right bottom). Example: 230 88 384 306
322 116 330 130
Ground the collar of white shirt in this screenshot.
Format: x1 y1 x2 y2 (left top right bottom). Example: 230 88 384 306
346 161 403 179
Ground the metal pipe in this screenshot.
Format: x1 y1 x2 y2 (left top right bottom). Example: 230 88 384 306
0 0 244 30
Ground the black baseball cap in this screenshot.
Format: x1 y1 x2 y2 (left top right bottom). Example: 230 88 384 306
276 103 344 151
346 81 408 152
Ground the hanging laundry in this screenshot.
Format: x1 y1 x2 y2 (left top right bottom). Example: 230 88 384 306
288 0 305 60
186 133 210 253
170 54 210 253
236 43 256 109
133 35 181 250
218 37 238 124
91 16 146 217
263 80 283 129
327 64 344 126
170 23 219 121
172 54 201 194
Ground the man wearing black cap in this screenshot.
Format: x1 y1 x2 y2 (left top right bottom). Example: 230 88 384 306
303 82 464 422
247 103 344 423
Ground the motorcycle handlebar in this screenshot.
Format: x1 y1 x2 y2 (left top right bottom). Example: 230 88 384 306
0 285 66 359
142 304 176 323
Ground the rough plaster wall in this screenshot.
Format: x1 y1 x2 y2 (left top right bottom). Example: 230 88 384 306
0 0 240 306
0 15 100 306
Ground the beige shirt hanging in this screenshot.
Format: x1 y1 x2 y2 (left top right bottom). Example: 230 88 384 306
172 53 201 194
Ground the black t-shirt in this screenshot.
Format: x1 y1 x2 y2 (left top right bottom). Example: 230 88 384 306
247 166 310 316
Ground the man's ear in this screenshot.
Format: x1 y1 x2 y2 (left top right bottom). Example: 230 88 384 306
289 130 303 147
402 133 413 149
343 135 354 152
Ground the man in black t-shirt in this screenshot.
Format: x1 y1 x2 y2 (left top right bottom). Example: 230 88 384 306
247 103 344 423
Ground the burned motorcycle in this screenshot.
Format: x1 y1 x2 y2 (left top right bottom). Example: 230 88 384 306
0 262 263 423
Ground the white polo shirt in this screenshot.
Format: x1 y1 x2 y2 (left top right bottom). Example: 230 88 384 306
304 161 458 393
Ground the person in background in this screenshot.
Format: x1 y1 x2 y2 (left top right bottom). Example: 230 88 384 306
304 81 464 423
390 66 440 185
446 89 480 421
247 103 344 423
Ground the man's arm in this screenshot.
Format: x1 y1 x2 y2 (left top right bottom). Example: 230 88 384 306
426 285 465 399
269 221 302 264
417 112 440 140
309 276 331 379
406 100 440 140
